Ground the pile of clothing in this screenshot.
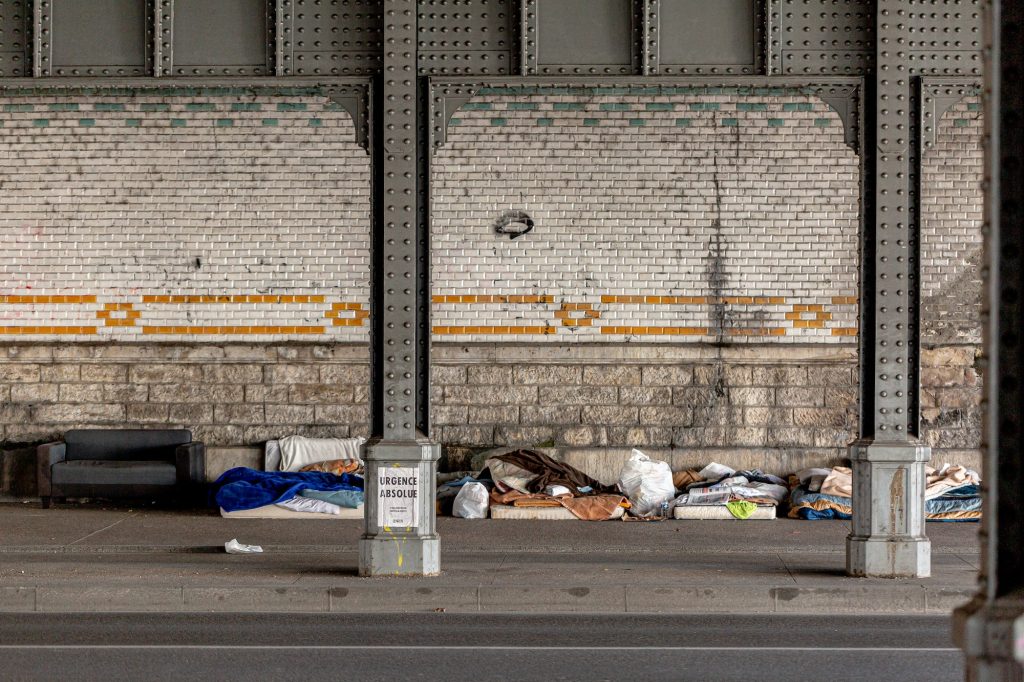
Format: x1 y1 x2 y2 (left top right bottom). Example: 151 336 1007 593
671 462 789 519
212 436 365 516
485 449 629 521
788 464 981 522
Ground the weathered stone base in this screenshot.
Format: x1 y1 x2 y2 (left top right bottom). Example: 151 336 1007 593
358 536 441 577
846 536 931 578
954 595 1024 681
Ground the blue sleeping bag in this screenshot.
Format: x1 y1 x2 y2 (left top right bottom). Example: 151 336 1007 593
212 467 364 512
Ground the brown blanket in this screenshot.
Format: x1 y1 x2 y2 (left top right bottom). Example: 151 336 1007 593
493 449 617 495
491 490 628 521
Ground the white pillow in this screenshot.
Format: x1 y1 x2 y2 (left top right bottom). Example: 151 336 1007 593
277 435 365 472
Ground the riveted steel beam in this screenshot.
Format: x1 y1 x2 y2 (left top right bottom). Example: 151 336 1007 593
641 0 659 75
153 0 172 76
848 0 983 579
360 0 439 578
32 0 51 77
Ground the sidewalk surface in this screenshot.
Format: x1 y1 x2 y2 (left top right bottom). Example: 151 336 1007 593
0 503 980 614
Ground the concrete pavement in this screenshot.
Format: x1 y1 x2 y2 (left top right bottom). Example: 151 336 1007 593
0 613 963 682
0 503 981 614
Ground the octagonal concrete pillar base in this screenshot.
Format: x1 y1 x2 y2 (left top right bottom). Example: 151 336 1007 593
846 535 930 578
359 536 440 577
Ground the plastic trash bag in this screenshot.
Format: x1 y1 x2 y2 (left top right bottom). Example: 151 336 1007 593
225 539 263 554
617 448 675 517
452 482 490 519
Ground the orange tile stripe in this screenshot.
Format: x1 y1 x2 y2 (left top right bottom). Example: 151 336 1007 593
0 326 97 334
600 295 787 305
433 295 555 304
142 295 326 304
142 326 325 335
0 295 96 304
433 326 556 335
600 326 710 336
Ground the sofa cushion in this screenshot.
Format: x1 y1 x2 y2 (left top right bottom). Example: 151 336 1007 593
64 429 191 462
51 460 178 486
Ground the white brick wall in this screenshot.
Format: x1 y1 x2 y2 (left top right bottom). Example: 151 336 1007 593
431 89 860 343
0 90 371 341
921 96 983 344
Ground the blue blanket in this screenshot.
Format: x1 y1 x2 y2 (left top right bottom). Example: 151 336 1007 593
212 467 364 512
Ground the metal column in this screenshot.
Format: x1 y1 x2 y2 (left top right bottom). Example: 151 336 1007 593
358 0 440 577
954 1 1024 676
846 0 931 578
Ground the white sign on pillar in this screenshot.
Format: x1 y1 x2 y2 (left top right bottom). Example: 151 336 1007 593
378 467 420 528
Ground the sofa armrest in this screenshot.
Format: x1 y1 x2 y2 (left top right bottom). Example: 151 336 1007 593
36 441 66 496
175 442 206 485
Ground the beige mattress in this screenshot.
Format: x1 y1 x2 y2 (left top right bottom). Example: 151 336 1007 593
673 505 776 520
489 504 626 520
220 504 364 520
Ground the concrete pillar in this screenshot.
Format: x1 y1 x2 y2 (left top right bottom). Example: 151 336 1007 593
954 1 1024 677
358 0 440 577
847 0 933 578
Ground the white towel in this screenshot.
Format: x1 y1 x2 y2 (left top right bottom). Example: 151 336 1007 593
275 496 342 515
277 435 365 472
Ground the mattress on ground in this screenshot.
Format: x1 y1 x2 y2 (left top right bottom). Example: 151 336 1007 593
673 505 776 520
220 504 364 519
489 504 626 520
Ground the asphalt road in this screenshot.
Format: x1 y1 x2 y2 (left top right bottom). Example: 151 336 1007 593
0 613 960 682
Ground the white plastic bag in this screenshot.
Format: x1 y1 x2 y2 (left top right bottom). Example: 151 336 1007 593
617 448 675 516
224 539 263 554
452 482 490 519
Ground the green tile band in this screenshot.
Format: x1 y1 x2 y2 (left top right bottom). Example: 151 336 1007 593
490 118 507 126
768 118 785 127
675 118 692 127
215 118 234 127
537 117 553 126
721 118 739 126
48 103 80 111
276 103 307 111
170 118 187 127
628 118 645 126
583 118 600 126
231 103 262 111
461 102 492 110
125 118 141 127
261 118 279 126
142 103 170 112
645 103 675 111
78 118 95 127
599 103 630 111
690 103 720 111
508 102 538 110
554 103 585 111
95 103 126 112
814 118 832 127
186 103 216 111
737 103 768 112
309 118 323 126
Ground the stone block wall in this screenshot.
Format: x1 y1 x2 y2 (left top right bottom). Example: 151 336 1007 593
919 97 983 453
0 86 984 475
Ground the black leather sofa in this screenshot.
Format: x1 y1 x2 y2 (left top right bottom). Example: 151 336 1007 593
37 429 205 507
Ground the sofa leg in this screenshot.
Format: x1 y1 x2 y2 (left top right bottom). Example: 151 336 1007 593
40 496 50 509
